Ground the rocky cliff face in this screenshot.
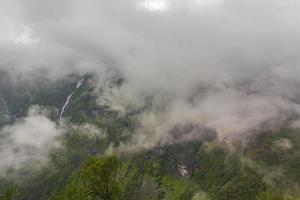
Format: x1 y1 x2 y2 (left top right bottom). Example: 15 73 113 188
0 98 10 127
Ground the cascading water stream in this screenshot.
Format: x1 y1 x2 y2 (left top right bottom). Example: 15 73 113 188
59 78 84 120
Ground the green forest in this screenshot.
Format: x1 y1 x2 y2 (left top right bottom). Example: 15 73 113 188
0 79 299 200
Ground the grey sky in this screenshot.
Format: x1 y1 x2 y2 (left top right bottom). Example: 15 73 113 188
1 0 300 145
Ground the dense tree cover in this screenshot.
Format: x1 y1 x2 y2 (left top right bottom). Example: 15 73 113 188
1 130 299 200
0 189 14 200
0 79 299 200
54 155 120 200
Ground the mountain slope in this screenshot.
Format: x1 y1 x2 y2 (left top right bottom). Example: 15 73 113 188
0 76 299 200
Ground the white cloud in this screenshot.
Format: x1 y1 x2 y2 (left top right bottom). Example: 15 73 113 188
0 106 61 174
11 25 39 45
136 0 170 12
76 123 107 139
2 0 300 151
193 0 223 6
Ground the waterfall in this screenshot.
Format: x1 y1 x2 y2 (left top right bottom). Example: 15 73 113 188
59 78 84 120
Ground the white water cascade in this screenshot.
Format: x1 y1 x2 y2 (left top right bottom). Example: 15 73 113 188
59 78 85 121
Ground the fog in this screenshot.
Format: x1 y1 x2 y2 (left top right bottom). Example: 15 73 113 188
0 106 61 174
1 0 300 149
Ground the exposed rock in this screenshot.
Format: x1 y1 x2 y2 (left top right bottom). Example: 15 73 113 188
178 164 189 176
0 98 10 126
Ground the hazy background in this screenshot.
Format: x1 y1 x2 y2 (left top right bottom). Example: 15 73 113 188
1 0 300 170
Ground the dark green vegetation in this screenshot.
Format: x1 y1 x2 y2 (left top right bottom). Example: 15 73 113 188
0 188 14 200
0 77 299 200
54 155 120 200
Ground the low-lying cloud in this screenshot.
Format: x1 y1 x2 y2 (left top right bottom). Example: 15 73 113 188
0 106 61 174
1 0 300 150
